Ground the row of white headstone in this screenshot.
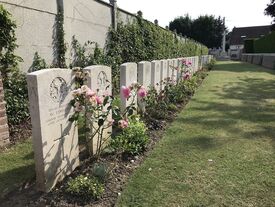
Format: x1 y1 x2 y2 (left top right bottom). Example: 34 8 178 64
27 55 213 192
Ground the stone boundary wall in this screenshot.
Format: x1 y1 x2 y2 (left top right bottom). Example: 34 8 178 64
0 73 10 146
0 0 191 73
241 54 275 69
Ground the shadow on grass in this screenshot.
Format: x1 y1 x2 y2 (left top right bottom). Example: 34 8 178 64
214 61 275 75
177 62 275 149
0 151 35 197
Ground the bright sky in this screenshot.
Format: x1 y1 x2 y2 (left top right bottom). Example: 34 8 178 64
106 0 273 31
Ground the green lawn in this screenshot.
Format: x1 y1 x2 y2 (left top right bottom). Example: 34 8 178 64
0 139 34 196
117 61 275 207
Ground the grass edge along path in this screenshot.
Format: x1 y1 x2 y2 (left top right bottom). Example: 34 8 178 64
116 61 275 207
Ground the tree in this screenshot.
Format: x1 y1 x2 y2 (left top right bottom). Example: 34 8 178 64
169 15 225 48
169 14 192 37
265 0 275 30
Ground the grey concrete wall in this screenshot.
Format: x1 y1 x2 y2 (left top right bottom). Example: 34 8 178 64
247 55 253 63
262 55 275 69
252 55 263 65
241 54 248 62
242 53 275 69
1 0 57 72
0 0 136 72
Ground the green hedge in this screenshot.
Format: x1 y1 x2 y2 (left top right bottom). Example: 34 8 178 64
254 32 275 53
244 39 255 53
106 17 208 89
106 18 208 66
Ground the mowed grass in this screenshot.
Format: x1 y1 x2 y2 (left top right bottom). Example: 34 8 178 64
0 139 35 196
117 61 275 207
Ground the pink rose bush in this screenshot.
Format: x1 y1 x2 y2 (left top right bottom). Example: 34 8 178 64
71 68 148 157
182 71 191 80
118 119 129 129
179 58 192 81
121 86 131 99
137 86 147 99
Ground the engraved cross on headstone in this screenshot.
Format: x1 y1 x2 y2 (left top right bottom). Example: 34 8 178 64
53 124 69 161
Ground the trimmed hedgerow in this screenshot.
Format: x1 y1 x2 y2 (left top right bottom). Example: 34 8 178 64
254 31 275 53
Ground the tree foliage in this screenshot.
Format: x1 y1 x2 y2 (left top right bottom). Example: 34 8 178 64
169 15 192 37
265 0 275 30
169 15 225 48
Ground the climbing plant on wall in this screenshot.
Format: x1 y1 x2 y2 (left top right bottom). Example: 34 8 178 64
0 5 22 78
53 8 67 68
105 15 208 90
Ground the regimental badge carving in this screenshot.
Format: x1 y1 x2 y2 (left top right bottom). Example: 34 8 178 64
50 77 69 103
97 71 108 92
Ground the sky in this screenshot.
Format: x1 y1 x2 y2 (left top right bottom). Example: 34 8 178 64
105 0 273 31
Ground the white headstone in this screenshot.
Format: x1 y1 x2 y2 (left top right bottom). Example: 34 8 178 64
120 63 137 111
172 59 179 84
160 60 168 90
27 69 79 192
84 65 112 155
167 59 174 81
151 60 161 92
137 61 151 89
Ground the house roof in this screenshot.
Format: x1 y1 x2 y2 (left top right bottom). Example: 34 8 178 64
230 25 271 45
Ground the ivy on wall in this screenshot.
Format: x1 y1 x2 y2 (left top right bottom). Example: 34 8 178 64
53 8 67 68
105 16 208 90
0 5 22 78
0 5 29 129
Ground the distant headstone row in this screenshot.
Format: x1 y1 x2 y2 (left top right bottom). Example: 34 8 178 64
27 55 212 192
241 54 275 69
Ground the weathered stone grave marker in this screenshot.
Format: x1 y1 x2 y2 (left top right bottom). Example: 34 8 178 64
84 65 112 155
167 59 174 82
120 63 137 111
27 69 79 192
160 60 168 90
151 60 161 92
138 61 152 89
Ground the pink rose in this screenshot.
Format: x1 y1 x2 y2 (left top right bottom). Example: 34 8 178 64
86 89 96 98
96 96 103 105
118 119 129 129
137 86 147 98
183 72 191 80
187 61 192 66
121 86 131 99
181 59 187 65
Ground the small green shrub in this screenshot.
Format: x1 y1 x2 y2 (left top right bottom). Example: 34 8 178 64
70 36 105 68
92 163 110 182
111 116 149 155
205 58 216 70
145 86 169 119
4 70 29 126
167 103 178 112
29 52 47 72
66 175 104 200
